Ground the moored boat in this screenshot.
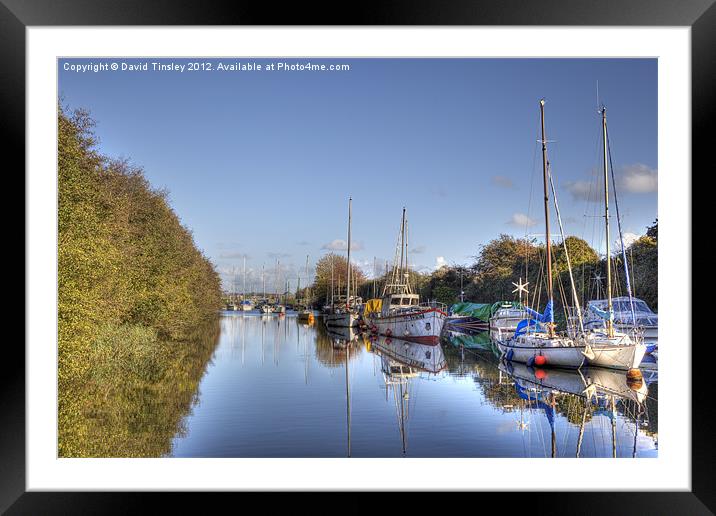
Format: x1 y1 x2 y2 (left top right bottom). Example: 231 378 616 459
366 208 446 345
496 99 645 371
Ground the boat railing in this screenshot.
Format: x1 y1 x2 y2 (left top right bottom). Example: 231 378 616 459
418 300 448 312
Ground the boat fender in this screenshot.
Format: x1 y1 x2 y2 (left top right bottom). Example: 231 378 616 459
505 349 514 362
534 355 547 366
526 356 535 368
386 328 392 336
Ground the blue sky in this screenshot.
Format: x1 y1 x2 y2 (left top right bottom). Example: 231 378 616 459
58 58 657 292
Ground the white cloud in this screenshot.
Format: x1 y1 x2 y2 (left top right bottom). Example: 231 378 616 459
435 256 448 270
618 164 657 193
507 212 537 228
322 239 364 251
614 232 640 251
491 175 515 189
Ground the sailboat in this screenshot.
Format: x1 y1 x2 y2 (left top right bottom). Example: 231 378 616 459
365 208 447 345
568 107 657 355
298 256 315 324
325 197 361 328
240 256 254 311
496 99 646 371
272 259 286 315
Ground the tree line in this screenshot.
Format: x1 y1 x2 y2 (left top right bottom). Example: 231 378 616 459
58 107 222 456
300 222 658 320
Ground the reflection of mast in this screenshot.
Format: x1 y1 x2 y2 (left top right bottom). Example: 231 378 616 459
550 392 557 458
576 400 589 458
611 395 617 458
346 342 351 457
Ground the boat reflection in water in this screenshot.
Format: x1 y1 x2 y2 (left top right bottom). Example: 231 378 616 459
368 334 447 454
325 326 363 457
498 360 652 457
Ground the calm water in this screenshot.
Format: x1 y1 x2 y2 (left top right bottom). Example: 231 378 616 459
169 312 658 458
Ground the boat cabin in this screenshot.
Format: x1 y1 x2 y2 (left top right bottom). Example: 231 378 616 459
381 293 420 316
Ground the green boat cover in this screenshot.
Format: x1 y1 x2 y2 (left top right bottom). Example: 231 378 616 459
450 301 523 321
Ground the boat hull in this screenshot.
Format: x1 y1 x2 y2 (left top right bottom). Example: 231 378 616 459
369 309 446 345
325 312 359 328
496 337 647 371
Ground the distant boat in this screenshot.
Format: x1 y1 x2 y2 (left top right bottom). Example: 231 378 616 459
489 302 528 340
325 198 361 328
365 207 446 345
240 299 254 311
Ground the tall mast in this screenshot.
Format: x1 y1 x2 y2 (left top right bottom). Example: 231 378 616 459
601 107 614 337
399 208 406 283
262 265 266 299
346 197 352 309
539 99 555 335
373 256 377 299
243 255 246 299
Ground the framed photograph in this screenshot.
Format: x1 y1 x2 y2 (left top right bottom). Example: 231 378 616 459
8 0 711 511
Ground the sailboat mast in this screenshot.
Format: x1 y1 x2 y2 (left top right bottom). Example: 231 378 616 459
243 255 246 299
602 107 614 337
262 265 265 299
539 99 554 335
346 197 352 310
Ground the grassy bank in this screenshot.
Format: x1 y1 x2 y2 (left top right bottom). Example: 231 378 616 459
58 107 222 457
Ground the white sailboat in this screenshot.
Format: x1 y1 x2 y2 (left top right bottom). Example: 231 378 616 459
366 208 447 345
298 255 315 324
325 197 361 328
496 99 645 371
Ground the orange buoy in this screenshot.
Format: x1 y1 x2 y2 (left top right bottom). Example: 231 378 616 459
534 355 547 366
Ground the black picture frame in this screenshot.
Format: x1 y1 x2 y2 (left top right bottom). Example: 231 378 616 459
5 0 710 512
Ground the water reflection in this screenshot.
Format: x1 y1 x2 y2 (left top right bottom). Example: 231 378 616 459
168 314 657 458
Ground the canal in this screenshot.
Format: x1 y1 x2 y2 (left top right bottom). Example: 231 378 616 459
169 312 658 458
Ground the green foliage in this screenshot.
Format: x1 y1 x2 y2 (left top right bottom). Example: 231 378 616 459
58 106 222 456
311 253 366 304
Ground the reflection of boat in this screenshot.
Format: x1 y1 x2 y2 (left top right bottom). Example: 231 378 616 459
369 335 447 375
500 361 648 405
366 208 446 344
326 326 360 348
498 360 650 457
442 329 495 353
368 335 446 455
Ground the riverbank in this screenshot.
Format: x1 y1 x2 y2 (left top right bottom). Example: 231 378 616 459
58 107 222 456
